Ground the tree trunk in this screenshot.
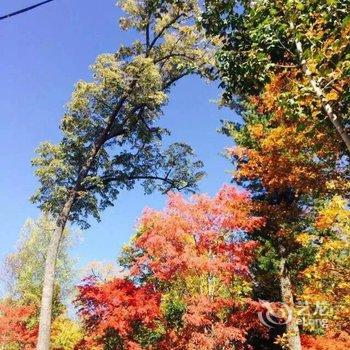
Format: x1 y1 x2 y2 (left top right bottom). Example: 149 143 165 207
279 258 302 350
290 21 350 153
36 195 76 350
36 103 123 350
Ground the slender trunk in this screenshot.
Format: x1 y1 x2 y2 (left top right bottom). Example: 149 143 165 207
279 258 302 350
290 21 350 152
36 101 125 350
36 195 76 350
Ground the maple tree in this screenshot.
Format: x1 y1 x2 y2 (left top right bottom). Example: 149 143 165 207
0 301 37 350
76 186 267 349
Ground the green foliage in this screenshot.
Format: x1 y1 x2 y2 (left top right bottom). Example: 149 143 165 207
161 291 186 329
133 322 166 348
1 215 75 313
102 328 124 350
32 0 214 228
203 0 350 108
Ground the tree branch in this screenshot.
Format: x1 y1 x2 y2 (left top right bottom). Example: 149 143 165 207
147 13 185 54
290 21 350 153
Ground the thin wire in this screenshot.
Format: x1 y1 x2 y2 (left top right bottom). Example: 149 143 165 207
0 0 55 21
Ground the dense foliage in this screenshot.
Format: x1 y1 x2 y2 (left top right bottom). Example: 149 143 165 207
76 187 266 349
0 216 82 350
1 1 349 349
201 0 350 349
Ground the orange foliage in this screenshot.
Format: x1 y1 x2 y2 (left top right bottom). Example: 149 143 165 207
76 186 267 349
131 185 264 282
232 72 344 197
0 302 37 349
302 332 350 350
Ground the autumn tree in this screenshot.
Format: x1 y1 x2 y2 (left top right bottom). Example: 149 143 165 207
1 215 74 316
0 301 83 350
0 215 83 349
50 316 84 350
76 186 266 349
201 1 350 349
215 82 348 349
298 196 350 334
32 1 214 348
0 302 37 350
202 0 350 152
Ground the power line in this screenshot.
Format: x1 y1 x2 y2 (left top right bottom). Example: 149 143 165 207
0 0 55 21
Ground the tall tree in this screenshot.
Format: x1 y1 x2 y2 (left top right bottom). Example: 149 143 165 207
202 0 350 152
76 186 266 349
32 1 213 348
201 1 350 349
218 87 347 348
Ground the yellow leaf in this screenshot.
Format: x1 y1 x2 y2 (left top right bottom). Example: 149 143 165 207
326 90 339 101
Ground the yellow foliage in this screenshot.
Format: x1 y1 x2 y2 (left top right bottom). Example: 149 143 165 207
51 316 84 350
296 233 314 247
300 196 350 332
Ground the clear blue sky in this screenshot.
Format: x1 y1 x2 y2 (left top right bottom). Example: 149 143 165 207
0 0 237 276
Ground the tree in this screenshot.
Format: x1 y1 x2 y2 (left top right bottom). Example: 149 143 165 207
218 97 348 349
1 215 74 316
50 315 84 350
0 302 83 350
76 186 266 349
201 2 350 348
298 195 350 334
32 1 214 348
76 278 162 350
0 215 81 349
202 0 350 152
0 301 37 350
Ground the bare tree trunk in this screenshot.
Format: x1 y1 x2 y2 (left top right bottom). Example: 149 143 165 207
279 258 302 350
290 21 350 152
36 195 76 350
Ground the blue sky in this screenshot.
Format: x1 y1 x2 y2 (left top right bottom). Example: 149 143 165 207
0 0 237 278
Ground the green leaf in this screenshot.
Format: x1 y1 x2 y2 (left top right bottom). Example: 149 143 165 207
296 2 305 10
342 15 350 27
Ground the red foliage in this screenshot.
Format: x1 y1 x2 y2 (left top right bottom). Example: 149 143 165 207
132 185 264 282
76 186 266 349
0 302 37 349
301 332 350 350
76 277 161 348
159 298 264 350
